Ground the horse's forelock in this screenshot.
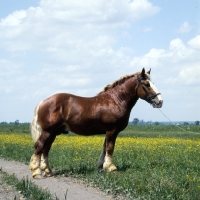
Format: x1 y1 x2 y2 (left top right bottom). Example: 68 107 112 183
146 73 151 81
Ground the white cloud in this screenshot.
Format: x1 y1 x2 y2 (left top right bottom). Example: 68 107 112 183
178 21 191 33
39 0 160 23
130 48 167 69
0 0 160 99
169 38 186 51
179 63 200 85
0 10 27 26
142 27 153 32
188 35 200 50
130 36 200 87
0 0 159 53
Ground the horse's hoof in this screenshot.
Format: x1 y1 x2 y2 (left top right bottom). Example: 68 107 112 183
103 163 117 172
107 164 117 172
33 174 43 179
43 171 54 177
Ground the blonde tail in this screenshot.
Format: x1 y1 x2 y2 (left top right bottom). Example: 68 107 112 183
30 101 44 142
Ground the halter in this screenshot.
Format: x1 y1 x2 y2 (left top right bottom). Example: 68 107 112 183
137 76 161 103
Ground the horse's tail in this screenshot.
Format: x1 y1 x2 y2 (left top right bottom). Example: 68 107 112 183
30 101 44 142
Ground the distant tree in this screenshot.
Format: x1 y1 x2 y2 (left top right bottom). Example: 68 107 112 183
140 120 145 124
15 120 19 125
154 122 160 126
183 122 189 126
195 121 200 126
132 118 139 125
0 121 7 124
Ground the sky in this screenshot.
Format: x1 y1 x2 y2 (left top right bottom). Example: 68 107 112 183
0 0 200 123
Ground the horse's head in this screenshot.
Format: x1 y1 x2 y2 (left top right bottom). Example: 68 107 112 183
136 68 163 108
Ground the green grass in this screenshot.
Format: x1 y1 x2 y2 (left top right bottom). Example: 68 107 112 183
0 123 30 134
0 125 200 199
0 168 57 200
120 124 200 138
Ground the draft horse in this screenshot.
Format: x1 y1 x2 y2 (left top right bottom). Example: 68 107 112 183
29 68 163 178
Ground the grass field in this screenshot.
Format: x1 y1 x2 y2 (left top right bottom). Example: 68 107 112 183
0 124 200 199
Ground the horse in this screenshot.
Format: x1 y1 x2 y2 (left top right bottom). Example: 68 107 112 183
29 68 163 179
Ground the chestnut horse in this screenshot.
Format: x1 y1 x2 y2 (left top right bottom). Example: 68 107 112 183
30 68 163 178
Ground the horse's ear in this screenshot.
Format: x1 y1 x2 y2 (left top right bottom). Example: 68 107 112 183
141 68 145 78
147 69 151 75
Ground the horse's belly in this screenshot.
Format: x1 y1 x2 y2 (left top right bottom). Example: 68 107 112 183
67 123 105 136
69 126 105 136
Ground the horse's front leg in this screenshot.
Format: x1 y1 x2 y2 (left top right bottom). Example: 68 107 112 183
102 131 117 172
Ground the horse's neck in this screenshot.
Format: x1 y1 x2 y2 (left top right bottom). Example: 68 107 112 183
108 78 139 109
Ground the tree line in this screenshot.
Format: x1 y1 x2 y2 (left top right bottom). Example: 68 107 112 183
131 118 200 126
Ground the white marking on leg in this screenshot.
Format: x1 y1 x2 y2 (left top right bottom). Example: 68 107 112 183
103 152 112 170
40 154 52 176
103 152 117 172
104 152 112 163
29 154 42 178
40 154 48 170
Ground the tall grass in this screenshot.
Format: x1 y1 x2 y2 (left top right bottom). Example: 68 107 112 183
0 125 200 199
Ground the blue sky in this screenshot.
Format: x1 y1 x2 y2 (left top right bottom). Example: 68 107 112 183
0 0 200 123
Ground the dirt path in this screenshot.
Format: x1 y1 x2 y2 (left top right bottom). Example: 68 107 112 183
0 173 24 200
0 158 118 200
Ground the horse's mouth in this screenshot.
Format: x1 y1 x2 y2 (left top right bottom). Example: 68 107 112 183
151 99 163 108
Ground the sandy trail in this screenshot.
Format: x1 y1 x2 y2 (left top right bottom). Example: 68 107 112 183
0 158 117 200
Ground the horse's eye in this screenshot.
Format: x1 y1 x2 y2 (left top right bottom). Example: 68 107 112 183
146 83 150 87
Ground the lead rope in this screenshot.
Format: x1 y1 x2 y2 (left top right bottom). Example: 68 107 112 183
157 108 200 134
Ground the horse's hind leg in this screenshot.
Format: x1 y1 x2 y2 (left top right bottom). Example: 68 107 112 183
30 131 55 178
40 154 51 177
30 153 42 179
40 135 56 177
97 138 106 169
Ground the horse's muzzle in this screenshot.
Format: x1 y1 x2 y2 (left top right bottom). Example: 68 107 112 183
151 99 163 108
